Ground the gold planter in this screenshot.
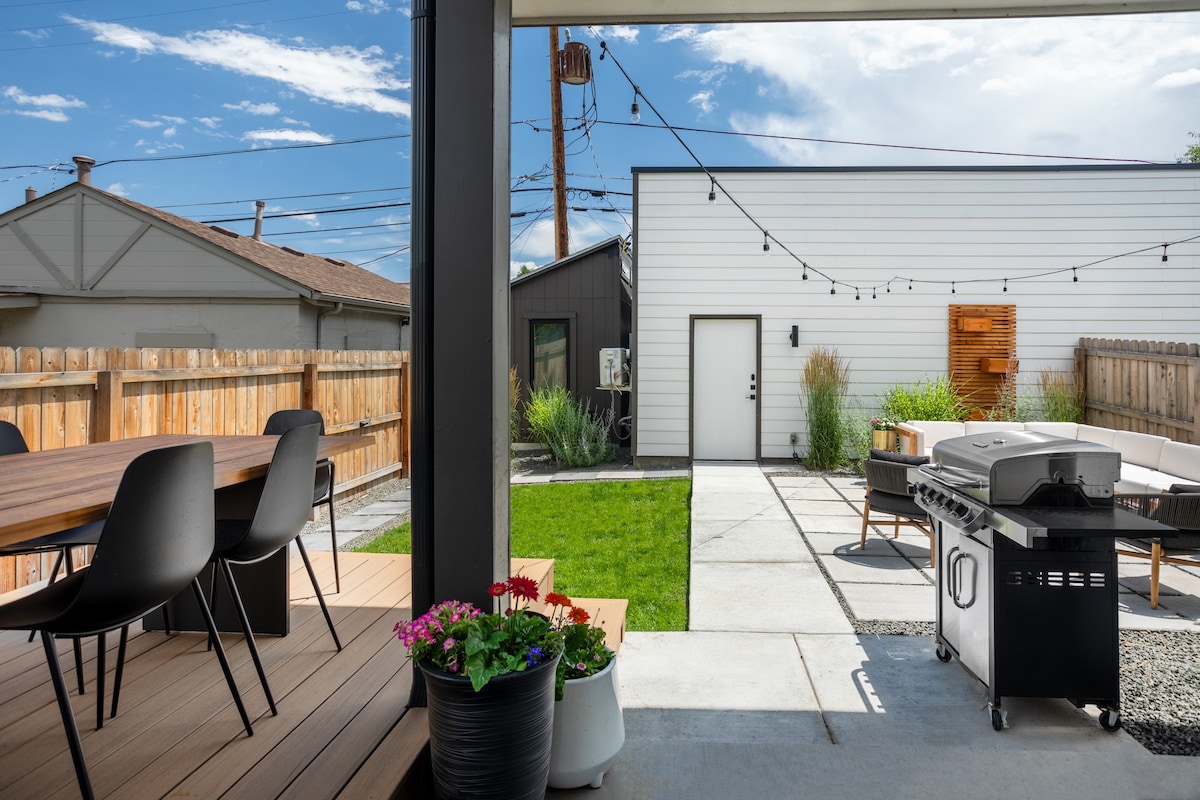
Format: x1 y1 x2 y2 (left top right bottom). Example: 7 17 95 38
871 430 898 452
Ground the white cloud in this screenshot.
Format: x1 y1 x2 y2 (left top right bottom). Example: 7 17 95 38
588 26 639 44
105 182 128 196
510 260 537 279
223 100 280 115
243 128 334 144
1154 68 1200 89
15 109 68 122
160 115 186 125
196 116 221 128
66 16 410 117
162 126 178 138
129 118 161 128
346 0 390 14
3 86 86 122
689 90 716 115
670 15 1200 166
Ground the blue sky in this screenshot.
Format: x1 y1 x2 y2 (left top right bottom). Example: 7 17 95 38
3 2 1199 284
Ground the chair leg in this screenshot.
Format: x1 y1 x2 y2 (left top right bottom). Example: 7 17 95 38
190 579 254 737
95 632 106 731
110 625 128 721
41 631 94 800
1151 539 1163 610
217 559 278 716
30 549 69 644
860 496 871 550
327 461 340 594
295 536 342 651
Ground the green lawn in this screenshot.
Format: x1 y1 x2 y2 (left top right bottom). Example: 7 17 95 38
354 478 692 631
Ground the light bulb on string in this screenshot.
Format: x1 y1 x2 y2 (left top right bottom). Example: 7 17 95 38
951 281 956 294
886 282 891 293
908 279 913 291
830 282 836 295
762 232 770 253
855 288 861 301
630 91 641 124
872 288 877 299
708 177 716 205
1072 268 1078 283
1003 278 1008 293
1162 245 1169 262
802 264 808 280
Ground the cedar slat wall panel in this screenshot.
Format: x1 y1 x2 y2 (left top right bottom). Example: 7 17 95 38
0 346 409 593
949 304 1017 417
1076 338 1198 442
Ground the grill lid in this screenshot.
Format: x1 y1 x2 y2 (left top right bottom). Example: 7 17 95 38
927 430 1121 505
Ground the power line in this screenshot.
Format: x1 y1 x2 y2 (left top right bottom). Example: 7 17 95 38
200 200 409 224
0 0 277 35
94 134 408 167
160 185 409 209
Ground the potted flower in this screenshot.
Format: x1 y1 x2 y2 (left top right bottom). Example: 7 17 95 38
869 416 899 452
395 575 563 800
544 592 624 790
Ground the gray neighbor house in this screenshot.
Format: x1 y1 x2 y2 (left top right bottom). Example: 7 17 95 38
510 235 632 439
0 161 409 351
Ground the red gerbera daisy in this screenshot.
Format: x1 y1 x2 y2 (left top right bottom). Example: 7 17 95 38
487 582 508 597
506 575 539 601
567 606 590 624
545 591 572 608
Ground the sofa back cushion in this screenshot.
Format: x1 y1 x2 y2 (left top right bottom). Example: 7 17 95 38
1077 425 1117 447
1112 430 1169 469
1023 422 1080 439
906 421 966 455
1158 442 1200 484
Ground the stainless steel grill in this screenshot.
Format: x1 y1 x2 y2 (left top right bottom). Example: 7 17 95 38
911 431 1175 732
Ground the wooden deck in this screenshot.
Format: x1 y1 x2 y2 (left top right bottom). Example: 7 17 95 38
0 551 440 800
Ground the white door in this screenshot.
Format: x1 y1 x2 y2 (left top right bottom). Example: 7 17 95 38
692 317 758 460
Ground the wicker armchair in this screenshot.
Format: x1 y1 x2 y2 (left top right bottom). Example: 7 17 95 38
860 454 935 567
1114 488 1200 609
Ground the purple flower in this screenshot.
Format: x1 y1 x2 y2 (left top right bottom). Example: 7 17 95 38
443 638 456 651
526 645 545 667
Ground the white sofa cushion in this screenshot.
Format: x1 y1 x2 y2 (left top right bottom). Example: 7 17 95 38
1115 463 1178 494
1023 422 1080 439
1076 425 1117 448
1111 430 1170 469
1156 441 1200 484
899 420 966 457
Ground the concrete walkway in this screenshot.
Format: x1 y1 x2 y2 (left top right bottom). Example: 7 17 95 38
310 462 1200 799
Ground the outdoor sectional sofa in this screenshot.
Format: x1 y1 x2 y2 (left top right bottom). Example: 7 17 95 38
894 421 1200 494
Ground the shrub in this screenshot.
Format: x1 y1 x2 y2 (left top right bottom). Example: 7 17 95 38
524 384 615 467
801 347 850 470
881 375 973 422
509 366 521 454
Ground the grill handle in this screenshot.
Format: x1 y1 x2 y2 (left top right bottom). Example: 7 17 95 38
951 549 978 610
916 463 985 489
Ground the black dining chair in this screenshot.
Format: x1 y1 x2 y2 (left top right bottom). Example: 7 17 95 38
0 441 253 800
0 420 104 693
210 422 342 717
263 409 341 593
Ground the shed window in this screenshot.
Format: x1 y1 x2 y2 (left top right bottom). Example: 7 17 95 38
532 320 568 388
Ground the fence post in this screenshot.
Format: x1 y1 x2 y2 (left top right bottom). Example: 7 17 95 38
95 370 123 442
1074 344 1087 424
302 362 319 410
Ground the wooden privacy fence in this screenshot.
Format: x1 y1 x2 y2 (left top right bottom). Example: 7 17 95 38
1075 338 1198 443
0 346 409 591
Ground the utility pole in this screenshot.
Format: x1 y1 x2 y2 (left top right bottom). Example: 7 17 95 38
549 26 569 261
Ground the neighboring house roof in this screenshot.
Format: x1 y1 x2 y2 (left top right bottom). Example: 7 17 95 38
0 183 409 312
511 235 631 289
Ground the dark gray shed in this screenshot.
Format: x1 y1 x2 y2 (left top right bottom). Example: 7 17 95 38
510 236 632 439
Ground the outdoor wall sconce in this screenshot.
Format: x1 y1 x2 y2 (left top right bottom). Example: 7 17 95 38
789 325 799 347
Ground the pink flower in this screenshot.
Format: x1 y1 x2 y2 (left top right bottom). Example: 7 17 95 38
443 638 456 651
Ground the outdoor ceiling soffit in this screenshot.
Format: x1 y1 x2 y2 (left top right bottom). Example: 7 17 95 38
511 0 1200 25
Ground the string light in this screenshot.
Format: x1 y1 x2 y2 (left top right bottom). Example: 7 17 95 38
855 288 861 300
708 177 716 205
597 40 1200 301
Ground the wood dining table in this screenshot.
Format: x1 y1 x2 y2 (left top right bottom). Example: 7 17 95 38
0 433 374 634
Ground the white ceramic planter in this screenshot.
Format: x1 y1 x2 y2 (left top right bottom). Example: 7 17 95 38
547 655 625 789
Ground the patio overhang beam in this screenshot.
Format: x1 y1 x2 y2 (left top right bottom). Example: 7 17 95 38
511 0 1200 25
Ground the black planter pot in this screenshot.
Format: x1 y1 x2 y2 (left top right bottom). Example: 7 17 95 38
418 654 560 800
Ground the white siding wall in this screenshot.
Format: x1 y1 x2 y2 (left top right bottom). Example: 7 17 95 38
633 166 1200 460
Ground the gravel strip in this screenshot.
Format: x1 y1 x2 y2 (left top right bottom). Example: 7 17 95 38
302 476 411 551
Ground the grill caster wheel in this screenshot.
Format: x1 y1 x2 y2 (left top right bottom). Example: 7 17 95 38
991 709 1004 731
935 644 952 663
1099 709 1121 732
